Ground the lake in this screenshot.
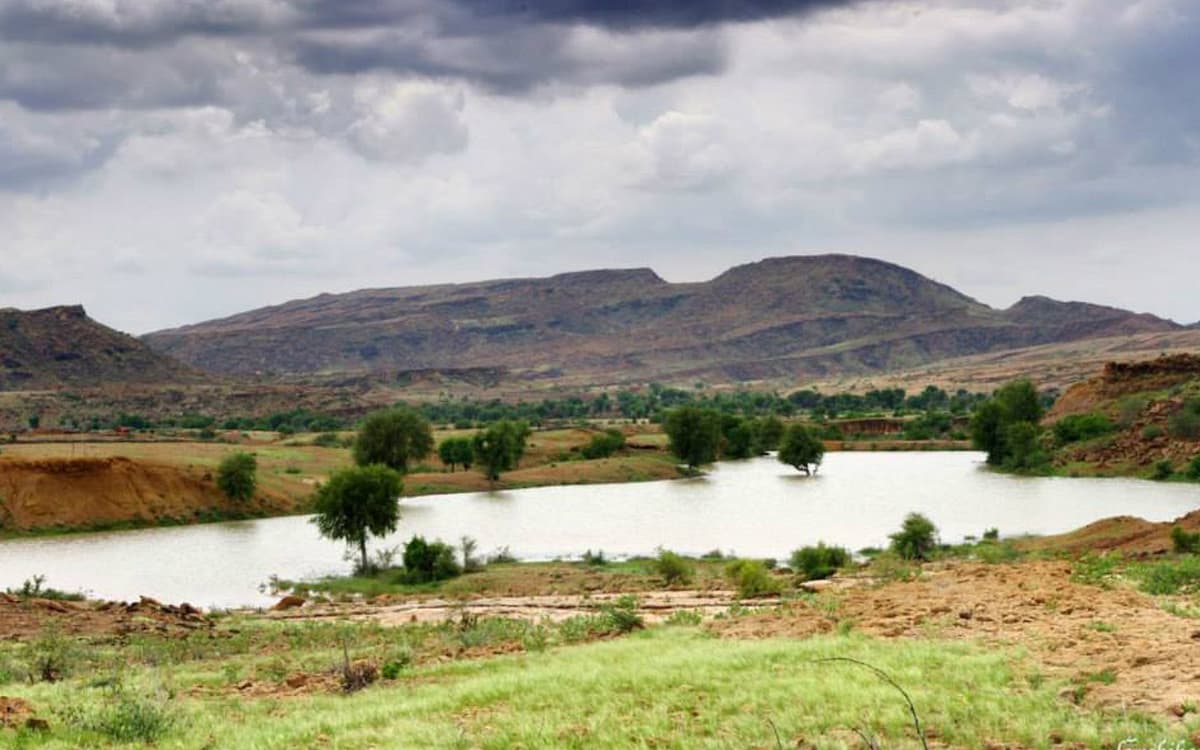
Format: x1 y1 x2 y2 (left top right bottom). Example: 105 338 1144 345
0 452 1195 608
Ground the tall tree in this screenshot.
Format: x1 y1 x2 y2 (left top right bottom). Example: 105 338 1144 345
353 408 434 473
663 407 723 471
312 464 403 573
472 420 531 484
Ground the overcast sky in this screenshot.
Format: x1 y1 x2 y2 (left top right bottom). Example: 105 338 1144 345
2 0 1198 334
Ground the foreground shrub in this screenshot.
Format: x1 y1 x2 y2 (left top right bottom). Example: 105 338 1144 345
889 513 938 561
789 543 850 581
1134 556 1200 595
725 559 781 598
216 451 257 502
1172 526 1200 554
65 687 175 743
1188 456 1200 481
401 536 461 583
599 595 644 633
653 549 694 586
1151 459 1174 481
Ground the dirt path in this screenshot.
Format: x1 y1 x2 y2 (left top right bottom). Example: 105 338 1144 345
268 590 764 625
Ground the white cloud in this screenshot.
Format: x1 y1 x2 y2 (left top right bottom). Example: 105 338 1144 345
346 80 468 163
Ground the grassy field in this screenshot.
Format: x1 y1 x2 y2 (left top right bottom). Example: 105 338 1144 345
0 618 1182 749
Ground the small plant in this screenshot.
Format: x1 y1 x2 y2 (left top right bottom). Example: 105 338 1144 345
27 625 83 683
664 609 703 626
1142 424 1165 440
580 429 626 459
654 548 694 586
380 648 413 679
1134 556 1200 595
460 535 484 573
1151 459 1174 481
1172 525 1200 554
1086 621 1116 633
889 513 938 561
982 528 1000 541
1168 399 1200 439
725 559 781 598
401 536 461 583
789 543 850 581
869 551 919 583
600 595 644 633
1072 553 1120 588
1187 456 1200 481
65 687 176 743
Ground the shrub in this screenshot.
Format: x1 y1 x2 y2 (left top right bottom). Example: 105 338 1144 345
982 528 1000 541
889 513 938 561
581 429 626 459
401 536 461 583
487 546 518 565
1142 424 1165 440
1169 399 1200 440
581 549 608 566
1180 451 1200 480
312 431 345 448
1053 413 1116 446
599 595 644 633
1151 459 1174 481
27 625 83 683
1172 526 1200 554
65 688 175 743
653 549 694 586
789 543 850 581
1134 556 1200 595
216 451 257 502
725 559 781 598
1117 396 1147 428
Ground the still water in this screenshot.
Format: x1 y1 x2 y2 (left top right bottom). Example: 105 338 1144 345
0 452 1195 608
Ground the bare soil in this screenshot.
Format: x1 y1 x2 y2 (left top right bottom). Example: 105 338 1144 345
710 560 1200 717
0 593 212 640
0 456 295 531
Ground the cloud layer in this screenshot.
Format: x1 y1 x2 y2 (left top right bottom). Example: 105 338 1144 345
1 0 1198 332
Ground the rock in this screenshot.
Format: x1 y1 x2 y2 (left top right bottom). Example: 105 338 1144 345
285 674 308 689
179 602 201 616
25 717 50 732
236 680 253 691
139 595 163 610
272 595 306 611
798 579 832 593
958 609 973 620
31 598 68 613
0 593 18 604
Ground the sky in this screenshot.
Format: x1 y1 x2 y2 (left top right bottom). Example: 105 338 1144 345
1 0 1198 334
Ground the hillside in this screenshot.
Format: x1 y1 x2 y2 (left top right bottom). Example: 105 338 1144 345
1046 354 1200 476
144 255 1181 386
0 306 202 391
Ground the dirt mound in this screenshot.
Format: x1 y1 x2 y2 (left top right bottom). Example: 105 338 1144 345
710 560 1200 716
1022 509 1200 556
0 593 212 640
0 456 292 531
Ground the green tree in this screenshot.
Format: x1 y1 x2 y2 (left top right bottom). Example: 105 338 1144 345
663 407 722 471
1003 421 1048 472
352 409 434 473
472 420 531 484
754 416 786 452
777 423 825 475
889 513 938 561
721 416 757 460
216 452 257 502
970 380 1046 466
312 465 403 573
437 437 474 472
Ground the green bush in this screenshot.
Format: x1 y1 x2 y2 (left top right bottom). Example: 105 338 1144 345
599 595 644 633
1052 413 1115 445
1169 399 1200 439
1134 556 1200 595
1142 424 1165 440
401 536 461 583
216 451 257 502
66 689 175 743
581 549 608 566
889 513 938 561
1151 459 1174 481
789 543 850 581
725 559 781 598
1187 456 1200 481
1171 526 1200 554
581 429 626 459
653 549 694 586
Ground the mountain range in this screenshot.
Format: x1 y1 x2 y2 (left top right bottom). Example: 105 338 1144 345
137 255 1182 387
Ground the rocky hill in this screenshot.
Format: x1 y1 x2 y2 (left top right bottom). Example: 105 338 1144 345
1047 354 1200 477
142 255 1181 385
0 306 202 391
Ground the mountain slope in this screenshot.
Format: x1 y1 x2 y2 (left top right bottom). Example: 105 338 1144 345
142 255 1182 385
0 305 202 391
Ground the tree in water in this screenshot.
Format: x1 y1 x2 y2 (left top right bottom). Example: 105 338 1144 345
777 423 825 475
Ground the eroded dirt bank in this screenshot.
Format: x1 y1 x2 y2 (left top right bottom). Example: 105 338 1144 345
0 457 295 532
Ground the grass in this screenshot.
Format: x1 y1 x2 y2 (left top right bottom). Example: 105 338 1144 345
0 626 1178 749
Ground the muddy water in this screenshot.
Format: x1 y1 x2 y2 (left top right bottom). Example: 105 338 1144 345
0 452 1195 608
